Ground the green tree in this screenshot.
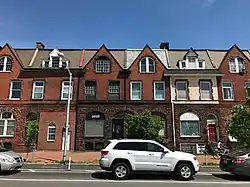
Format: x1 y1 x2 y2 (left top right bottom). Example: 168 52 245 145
125 110 163 143
227 104 250 147
25 120 39 158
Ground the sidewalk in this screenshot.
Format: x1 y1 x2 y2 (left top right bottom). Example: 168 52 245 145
20 151 220 166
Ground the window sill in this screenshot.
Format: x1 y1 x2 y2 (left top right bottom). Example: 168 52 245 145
47 140 55 142
154 98 165 101
0 71 11 73
0 135 14 138
181 135 201 138
223 99 234 101
130 99 142 101
32 98 44 100
9 98 20 100
139 72 155 74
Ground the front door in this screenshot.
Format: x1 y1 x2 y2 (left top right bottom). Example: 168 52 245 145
112 119 124 139
208 124 217 142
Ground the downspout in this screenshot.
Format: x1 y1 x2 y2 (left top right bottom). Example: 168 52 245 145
170 77 176 150
74 72 81 151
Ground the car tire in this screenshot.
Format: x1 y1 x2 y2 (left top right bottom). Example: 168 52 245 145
175 163 194 181
112 162 130 180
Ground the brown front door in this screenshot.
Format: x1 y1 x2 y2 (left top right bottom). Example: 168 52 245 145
208 124 217 142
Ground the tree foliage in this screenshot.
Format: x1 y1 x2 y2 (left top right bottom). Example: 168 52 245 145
125 110 163 143
25 120 39 151
228 104 250 147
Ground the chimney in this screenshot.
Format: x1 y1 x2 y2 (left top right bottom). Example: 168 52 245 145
36 42 45 49
160 42 169 50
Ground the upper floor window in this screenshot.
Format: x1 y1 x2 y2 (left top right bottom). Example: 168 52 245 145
32 81 45 100
187 57 196 69
0 56 12 72
199 81 212 100
47 124 56 141
0 112 15 137
130 81 142 100
154 81 165 100
52 57 60 68
9 81 22 100
222 81 234 100
85 80 96 100
139 57 155 73
108 81 120 100
61 81 73 100
176 81 188 100
95 56 110 73
229 57 245 73
179 57 205 69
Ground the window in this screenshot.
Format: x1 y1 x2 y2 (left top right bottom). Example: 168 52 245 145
146 143 164 152
61 81 73 100
113 142 146 151
199 81 212 100
85 80 96 100
181 61 186 68
154 81 165 100
198 60 204 68
52 57 60 68
246 82 250 97
9 81 22 100
180 112 200 137
0 56 12 72
84 112 105 137
176 81 188 100
47 125 56 141
139 57 155 73
0 112 15 136
229 57 245 73
130 81 142 100
32 81 45 99
108 81 120 100
222 82 234 100
95 56 110 73
188 57 196 69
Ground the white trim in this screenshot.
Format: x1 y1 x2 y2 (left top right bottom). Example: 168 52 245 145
0 113 15 137
153 81 165 100
139 57 155 73
0 56 12 72
9 81 22 100
176 81 188 100
229 57 245 73
199 81 212 100
222 81 234 101
61 81 73 100
32 81 45 100
28 48 39 67
130 81 142 100
180 112 199 121
47 125 56 142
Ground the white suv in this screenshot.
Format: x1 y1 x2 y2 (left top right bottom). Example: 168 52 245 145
99 139 199 180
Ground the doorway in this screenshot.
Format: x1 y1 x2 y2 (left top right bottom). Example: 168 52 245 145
112 119 124 139
208 124 217 142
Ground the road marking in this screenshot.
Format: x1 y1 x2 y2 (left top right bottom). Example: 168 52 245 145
0 178 249 184
28 169 35 172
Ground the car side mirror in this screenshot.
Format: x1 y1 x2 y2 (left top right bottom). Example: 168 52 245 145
163 148 169 153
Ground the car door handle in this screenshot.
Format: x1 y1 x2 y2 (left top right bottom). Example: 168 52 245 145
149 153 154 156
127 152 133 155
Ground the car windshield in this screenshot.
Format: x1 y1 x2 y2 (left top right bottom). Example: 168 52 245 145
229 147 250 157
0 146 8 152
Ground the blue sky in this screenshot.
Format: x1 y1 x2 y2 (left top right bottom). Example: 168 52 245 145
0 0 249 49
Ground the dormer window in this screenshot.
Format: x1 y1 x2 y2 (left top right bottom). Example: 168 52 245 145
0 56 12 72
95 56 110 73
229 57 245 73
179 57 205 69
139 57 155 73
187 57 196 68
52 57 60 68
41 49 69 69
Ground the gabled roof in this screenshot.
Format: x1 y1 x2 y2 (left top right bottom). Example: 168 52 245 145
1 44 24 68
125 46 169 69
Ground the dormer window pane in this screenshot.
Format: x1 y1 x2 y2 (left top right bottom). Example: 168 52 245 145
148 58 155 72
52 57 60 68
188 57 196 68
181 61 186 68
229 59 237 72
140 59 146 72
139 57 155 73
238 58 244 71
198 61 203 68
95 57 110 73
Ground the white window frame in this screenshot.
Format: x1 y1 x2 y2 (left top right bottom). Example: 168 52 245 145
61 81 73 100
0 56 12 72
180 112 200 138
47 125 56 141
95 58 110 73
179 57 205 69
176 81 188 100
9 81 22 100
0 113 15 137
229 57 245 73
130 81 142 100
153 81 165 100
199 81 212 100
222 81 234 101
139 57 155 73
32 81 45 99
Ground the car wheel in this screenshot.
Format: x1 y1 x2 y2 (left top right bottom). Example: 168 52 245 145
112 163 130 180
176 163 194 181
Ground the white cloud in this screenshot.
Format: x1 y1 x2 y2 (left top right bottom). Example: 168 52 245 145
202 0 216 8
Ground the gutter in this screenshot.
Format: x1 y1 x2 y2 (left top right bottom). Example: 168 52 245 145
170 77 176 150
74 73 81 151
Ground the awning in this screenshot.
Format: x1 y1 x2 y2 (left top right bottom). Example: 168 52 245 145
228 135 237 142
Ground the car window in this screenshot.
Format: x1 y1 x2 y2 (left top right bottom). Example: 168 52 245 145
113 142 147 151
113 142 130 150
146 143 164 152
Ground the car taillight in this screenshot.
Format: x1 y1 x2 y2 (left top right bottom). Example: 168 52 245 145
101 151 109 156
232 159 245 164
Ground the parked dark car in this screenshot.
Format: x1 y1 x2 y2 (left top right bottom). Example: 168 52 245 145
220 147 250 177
